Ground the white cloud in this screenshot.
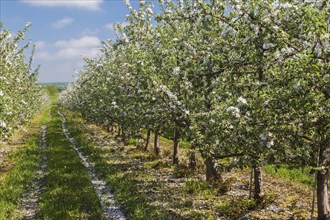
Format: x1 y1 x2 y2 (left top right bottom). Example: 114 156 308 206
35 36 101 61
55 36 100 48
105 23 115 31
35 51 53 61
34 36 101 82
21 0 103 11
57 47 99 59
35 41 46 50
52 17 74 29
80 28 101 36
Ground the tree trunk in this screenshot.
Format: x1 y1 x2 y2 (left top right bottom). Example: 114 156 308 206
122 126 126 140
145 129 151 151
205 157 219 181
316 168 330 220
317 143 330 220
172 127 180 165
189 148 197 171
117 127 121 137
136 130 141 147
249 168 253 199
154 129 160 156
253 166 263 201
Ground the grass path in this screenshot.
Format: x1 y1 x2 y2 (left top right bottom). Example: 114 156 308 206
0 103 126 220
20 125 48 219
36 105 105 219
0 107 51 219
57 110 126 220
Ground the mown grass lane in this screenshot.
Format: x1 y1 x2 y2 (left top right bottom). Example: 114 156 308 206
36 105 104 219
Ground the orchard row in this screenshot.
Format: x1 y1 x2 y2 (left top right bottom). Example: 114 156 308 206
59 0 329 218
0 23 49 139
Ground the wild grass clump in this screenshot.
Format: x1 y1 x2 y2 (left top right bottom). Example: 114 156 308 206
216 198 257 219
184 179 214 195
263 165 315 186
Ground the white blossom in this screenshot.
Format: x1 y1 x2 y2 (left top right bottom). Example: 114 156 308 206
146 7 153 15
172 67 180 75
25 22 32 28
226 106 240 118
260 134 267 141
237 96 247 104
0 90 3 96
281 2 297 9
0 120 6 128
122 33 129 43
293 82 300 90
267 140 274 148
234 4 241 11
159 85 167 91
165 9 172 14
167 91 177 100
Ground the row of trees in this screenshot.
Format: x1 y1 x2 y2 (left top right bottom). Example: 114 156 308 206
59 0 329 218
0 23 49 139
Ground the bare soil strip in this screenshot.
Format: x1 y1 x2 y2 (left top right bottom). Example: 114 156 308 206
57 111 126 220
20 125 48 219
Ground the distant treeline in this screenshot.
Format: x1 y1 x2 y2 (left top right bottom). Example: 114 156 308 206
39 82 69 92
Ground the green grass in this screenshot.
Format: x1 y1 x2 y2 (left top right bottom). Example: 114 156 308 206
127 137 137 145
184 179 215 196
0 107 51 220
215 198 257 219
37 105 104 219
0 137 42 219
263 165 316 187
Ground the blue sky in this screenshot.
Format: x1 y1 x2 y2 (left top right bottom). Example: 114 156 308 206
1 0 147 82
